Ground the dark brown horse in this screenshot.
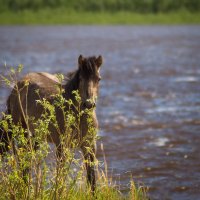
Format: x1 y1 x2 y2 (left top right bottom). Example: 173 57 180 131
0 55 103 192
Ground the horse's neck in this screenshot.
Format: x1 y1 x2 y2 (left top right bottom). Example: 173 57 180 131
63 71 79 100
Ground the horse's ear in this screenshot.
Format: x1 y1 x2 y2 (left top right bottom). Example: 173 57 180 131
78 55 84 67
96 55 103 67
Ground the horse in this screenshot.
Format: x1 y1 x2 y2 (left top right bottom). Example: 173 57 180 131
0 55 103 192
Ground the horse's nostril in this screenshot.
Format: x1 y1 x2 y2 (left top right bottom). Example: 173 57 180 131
82 102 86 108
83 101 96 109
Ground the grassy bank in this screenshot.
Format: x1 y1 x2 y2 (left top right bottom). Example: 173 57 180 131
0 8 200 25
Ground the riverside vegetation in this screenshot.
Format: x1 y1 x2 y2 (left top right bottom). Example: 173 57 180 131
0 65 148 200
0 0 200 24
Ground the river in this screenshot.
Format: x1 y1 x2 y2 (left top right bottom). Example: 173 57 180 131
0 26 200 200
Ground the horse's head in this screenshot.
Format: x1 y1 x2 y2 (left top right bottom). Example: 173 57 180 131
78 55 103 109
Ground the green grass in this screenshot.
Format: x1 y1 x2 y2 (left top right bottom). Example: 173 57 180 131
0 8 200 25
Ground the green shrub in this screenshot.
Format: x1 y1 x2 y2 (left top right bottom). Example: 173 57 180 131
0 65 148 200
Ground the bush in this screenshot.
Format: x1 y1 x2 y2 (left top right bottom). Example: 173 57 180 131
0 65 148 200
0 0 200 12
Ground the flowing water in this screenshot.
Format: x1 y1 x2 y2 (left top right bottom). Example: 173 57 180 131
0 26 200 200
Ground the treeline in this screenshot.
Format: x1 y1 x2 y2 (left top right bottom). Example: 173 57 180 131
0 0 200 12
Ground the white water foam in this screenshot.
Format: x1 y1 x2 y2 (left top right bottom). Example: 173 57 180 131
146 106 200 114
174 76 198 82
150 137 169 147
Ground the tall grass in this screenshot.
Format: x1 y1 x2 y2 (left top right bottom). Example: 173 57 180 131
0 65 148 200
0 0 199 25
0 8 200 25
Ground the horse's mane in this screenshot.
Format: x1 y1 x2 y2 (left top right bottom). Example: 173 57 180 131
64 70 80 100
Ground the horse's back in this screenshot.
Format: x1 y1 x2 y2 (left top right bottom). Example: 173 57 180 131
8 72 60 125
23 72 60 93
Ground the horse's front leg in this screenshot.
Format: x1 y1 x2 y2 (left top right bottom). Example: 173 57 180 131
81 144 96 192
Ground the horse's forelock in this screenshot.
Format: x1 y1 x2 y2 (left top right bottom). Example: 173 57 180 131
80 57 98 80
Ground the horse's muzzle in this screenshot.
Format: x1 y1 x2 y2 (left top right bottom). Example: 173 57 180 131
82 101 96 109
